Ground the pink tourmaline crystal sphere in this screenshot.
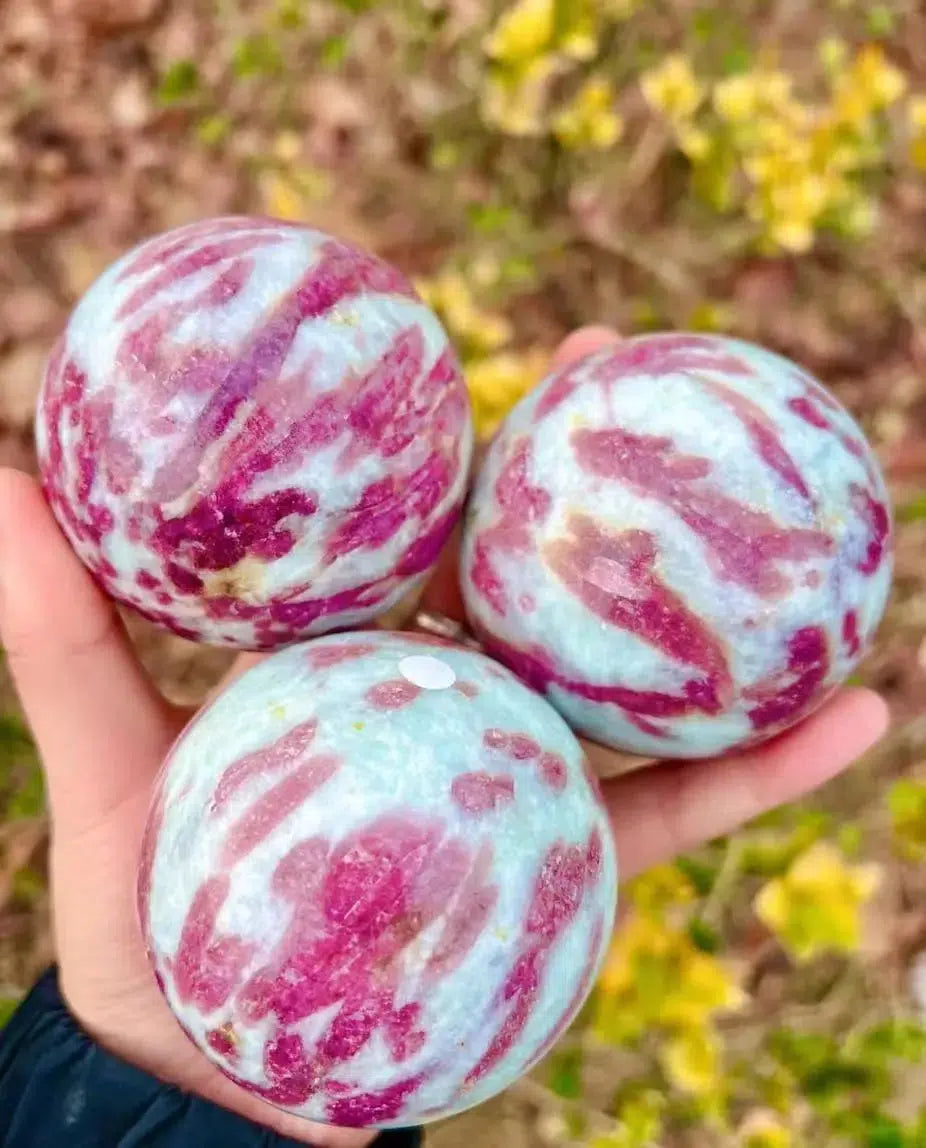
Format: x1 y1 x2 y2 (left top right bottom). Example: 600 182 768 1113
35 216 472 648
461 333 892 759
138 632 617 1128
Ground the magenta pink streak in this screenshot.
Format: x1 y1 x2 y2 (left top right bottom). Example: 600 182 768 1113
234 814 497 1117
469 439 552 616
745 626 829 730
851 484 890 575
464 830 604 1086
366 680 422 710
483 729 542 760
171 876 256 1012
843 610 861 657
703 380 811 501
221 754 340 865
451 772 516 814
212 719 318 810
572 427 833 597
545 513 731 705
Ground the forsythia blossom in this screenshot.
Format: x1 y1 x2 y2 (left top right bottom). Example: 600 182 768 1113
755 841 881 961
553 77 624 149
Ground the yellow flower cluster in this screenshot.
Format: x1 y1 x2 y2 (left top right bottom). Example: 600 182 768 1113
737 1110 794 1148
595 866 745 1106
909 94 926 169
415 269 513 356
481 0 624 148
464 350 550 439
641 43 910 252
588 1090 665 1148
554 77 624 150
416 266 549 438
755 841 880 961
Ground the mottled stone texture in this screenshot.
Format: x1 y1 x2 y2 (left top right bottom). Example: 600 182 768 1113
36 216 472 648
461 333 892 758
139 632 617 1128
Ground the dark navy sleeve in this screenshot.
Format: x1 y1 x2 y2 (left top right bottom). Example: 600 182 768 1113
0 968 422 1148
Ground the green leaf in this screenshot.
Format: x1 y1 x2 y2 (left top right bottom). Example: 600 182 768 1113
866 5 896 36
0 996 21 1030
157 59 199 105
548 1047 584 1099
0 714 34 758
801 1058 874 1098
7 761 44 818
856 1020 926 1064
687 917 721 953
866 1117 905 1148
196 114 232 147
467 202 517 234
721 44 753 75
232 33 283 79
321 35 349 69
11 866 44 905
674 854 716 895
275 0 305 27
898 494 926 523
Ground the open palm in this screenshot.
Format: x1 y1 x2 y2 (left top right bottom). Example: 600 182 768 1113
0 328 888 1146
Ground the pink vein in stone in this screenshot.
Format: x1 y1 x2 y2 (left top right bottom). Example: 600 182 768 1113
222 814 497 1121
221 754 340 866
701 379 812 501
464 830 603 1086
545 513 732 712
365 679 422 710
469 439 552 616
307 642 378 670
842 609 861 657
171 875 257 1012
212 718 318 810
850 483 890 576
473 622 715 731
534 334 754 423
572 427 833 597
744 625 829 730
451 772 516 814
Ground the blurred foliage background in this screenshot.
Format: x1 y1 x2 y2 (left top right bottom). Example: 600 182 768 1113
1 0 926 1144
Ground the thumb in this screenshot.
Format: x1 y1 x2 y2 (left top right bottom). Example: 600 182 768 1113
0 469 178 839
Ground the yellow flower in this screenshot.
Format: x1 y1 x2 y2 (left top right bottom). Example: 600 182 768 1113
465 350 549 437
888 778 926 860
755 841 881 961
909 95 926 169
713 73 763 124
910 94 926 131
484 0 597 66
484 0 553 65
553 77 624 150
818 35 849 75
852 43 908 109
628 864 694 914
481 55 561 136
713 70 796 125
677 124 711 162
416 271 513 357
261 172 305 221
661 1026 723 1096
765 215 815 253
737 1110 793 1148
595 913 745 1042
641 54 705 122
590 1090 666 1148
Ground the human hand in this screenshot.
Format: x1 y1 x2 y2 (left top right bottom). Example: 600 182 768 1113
0 327 888 1145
